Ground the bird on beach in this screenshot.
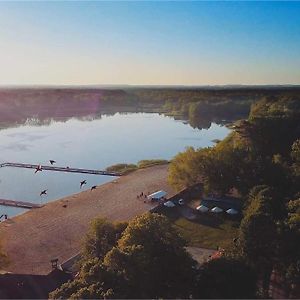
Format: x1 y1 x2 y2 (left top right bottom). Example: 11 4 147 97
49 160 56 165
40 189 47 196
35 165 42 174
80 180 87 189
91 185 97 191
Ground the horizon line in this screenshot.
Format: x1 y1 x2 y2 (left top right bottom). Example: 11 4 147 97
1 83 300 89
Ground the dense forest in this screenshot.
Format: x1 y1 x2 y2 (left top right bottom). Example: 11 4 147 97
168 95 300 297
0 86 299 129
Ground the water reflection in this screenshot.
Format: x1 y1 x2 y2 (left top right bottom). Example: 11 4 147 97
0 112 231 217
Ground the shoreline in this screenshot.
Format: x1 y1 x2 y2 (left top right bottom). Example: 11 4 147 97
0 164 174 275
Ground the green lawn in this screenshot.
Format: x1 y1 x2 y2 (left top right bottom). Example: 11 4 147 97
160 206 240 249
173 217 239 249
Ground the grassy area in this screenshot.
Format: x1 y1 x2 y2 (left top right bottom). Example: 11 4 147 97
106 163 138 174
137 159 169 169
106 159 169 175
159 206 239 249
173 217 239 249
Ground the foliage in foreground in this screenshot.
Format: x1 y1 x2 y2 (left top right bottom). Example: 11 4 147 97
50 213 196 299
50 213 258 299
194 257 257 299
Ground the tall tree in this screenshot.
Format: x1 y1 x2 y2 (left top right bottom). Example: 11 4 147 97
104 213 196 299
83 218 127 261
194 257 257 299
50 213 196 299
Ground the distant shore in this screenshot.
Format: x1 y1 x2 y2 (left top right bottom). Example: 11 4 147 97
0 164 174 275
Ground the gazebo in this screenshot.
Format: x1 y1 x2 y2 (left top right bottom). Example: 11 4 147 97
226 208 239 215
196 205 209 212
211 206 223 213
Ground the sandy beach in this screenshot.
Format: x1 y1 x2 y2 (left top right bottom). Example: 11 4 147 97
0 164 174 275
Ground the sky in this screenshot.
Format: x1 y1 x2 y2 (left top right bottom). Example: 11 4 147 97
0 1 299 86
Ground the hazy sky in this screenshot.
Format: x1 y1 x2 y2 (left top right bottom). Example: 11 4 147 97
0 1 299 86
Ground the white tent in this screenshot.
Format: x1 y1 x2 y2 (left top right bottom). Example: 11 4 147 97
196 205 209 212
211 206 223 213
147 190 167 200
226 208 239 215
164 201 176 208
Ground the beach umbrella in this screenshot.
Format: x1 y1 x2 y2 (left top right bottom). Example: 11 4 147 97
226 208 239 215
196 205 209 212
211 206 223 213
163 201 175 208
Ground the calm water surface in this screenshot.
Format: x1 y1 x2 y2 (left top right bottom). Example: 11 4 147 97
0 113 230 216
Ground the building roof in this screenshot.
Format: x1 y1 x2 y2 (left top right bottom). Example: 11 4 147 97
0 269 72 299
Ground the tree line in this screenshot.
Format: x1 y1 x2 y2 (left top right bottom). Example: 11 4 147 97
168 95 300 297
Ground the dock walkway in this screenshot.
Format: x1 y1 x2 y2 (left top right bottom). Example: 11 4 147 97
0 199 42 209
0 164 173 275
0 162 121 176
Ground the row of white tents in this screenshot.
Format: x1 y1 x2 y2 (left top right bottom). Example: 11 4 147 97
196 205 239 215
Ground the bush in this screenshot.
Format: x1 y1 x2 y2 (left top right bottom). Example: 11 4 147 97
137 159 168 168
105 163 137 174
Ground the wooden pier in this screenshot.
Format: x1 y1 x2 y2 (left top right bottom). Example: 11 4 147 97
0 162 121 177
0 199 42 209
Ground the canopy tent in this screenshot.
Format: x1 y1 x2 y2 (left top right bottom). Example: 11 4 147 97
211 206 223 213
196 205 209 212
226 208 239 215
163 201 176 208
147 190 167 200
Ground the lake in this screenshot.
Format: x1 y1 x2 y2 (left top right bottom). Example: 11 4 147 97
0 112 230 217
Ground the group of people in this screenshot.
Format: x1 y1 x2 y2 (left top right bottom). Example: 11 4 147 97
137 192 149 203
